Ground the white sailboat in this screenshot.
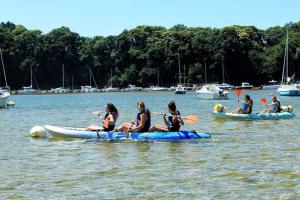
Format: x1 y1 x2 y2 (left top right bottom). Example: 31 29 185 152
174 54 186 94
104 68 119 92
18 65 37 94
0 48 10 107
81 68 99 93
151 70 167 91
217 62 234 90
49 64 70 93
277 29 300 96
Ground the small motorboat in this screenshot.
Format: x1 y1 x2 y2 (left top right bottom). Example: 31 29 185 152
196 84 229 100
235 82 253 89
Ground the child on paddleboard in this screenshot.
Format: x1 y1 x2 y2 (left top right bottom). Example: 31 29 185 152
149 101 184 132
86 103 118 131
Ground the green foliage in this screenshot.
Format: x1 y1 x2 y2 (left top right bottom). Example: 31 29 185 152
0 21 300 89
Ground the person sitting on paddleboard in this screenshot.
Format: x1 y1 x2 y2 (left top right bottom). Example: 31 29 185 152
232 95 253 114
149 101 184 132
261 95 281 113
115 101 151 133
86 103 118 131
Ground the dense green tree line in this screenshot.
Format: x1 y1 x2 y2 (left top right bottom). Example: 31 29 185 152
0 21 300 89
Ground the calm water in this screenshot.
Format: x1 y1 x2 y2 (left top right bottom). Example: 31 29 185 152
0 91 299 199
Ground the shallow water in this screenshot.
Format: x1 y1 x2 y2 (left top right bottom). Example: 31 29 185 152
0 91 299 199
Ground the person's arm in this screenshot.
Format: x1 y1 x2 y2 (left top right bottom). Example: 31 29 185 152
130 113 146 131
178 115 184 125
163 113 168 126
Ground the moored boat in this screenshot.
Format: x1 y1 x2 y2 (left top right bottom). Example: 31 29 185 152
235 82 253 89
196 84 229 100
0 48 10 106
277 29 300 96
80 85 99 93
217 83 234 90
261 80 280 90
124 84 143 92
44 125 211 140
0 90 10 108
174 85 186 94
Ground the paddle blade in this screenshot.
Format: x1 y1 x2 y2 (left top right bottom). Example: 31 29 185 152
92 111 100 115
151 112 163 116
261 98 267 105
235 89 242 96
183 115 198 124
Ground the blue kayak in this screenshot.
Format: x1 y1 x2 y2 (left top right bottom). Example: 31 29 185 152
44 125 211 140
212 111 295 120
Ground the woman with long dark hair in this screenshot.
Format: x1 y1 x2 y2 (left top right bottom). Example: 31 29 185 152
86 103 119 131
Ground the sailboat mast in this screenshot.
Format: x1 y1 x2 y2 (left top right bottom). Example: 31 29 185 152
71 76 74 90
62 64 64 89
157 70 159 86
30 65 33 87
286 29 289 83
0 48 8 88
205 62 207 83
89 68 92 87
183 64 186 85
281 29 289 84
110 68 113 88
178 53 181 85
222 62 225 83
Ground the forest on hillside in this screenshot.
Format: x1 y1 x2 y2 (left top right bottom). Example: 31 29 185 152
0 21 300 89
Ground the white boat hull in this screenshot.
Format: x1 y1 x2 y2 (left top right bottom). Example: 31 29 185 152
104 87 120 92
197 91 229 100
0 92 10 108
262 85 280 90
277 85 300 96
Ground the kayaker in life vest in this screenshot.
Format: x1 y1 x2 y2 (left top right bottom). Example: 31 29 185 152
232 95 253 114
86 103 119 131
149 101 184 132
261 95 281 113
115 101 151 133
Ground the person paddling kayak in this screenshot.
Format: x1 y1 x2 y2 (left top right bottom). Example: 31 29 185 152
232 95 253 114
149 101 184 132
115 101 151 133
86 103 118 131
261 95 281 113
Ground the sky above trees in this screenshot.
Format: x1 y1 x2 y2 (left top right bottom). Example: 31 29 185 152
1 0 300 36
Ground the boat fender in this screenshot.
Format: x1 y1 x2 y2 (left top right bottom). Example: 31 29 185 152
30 126 47 138
213 104 227 113
281 105 293 113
